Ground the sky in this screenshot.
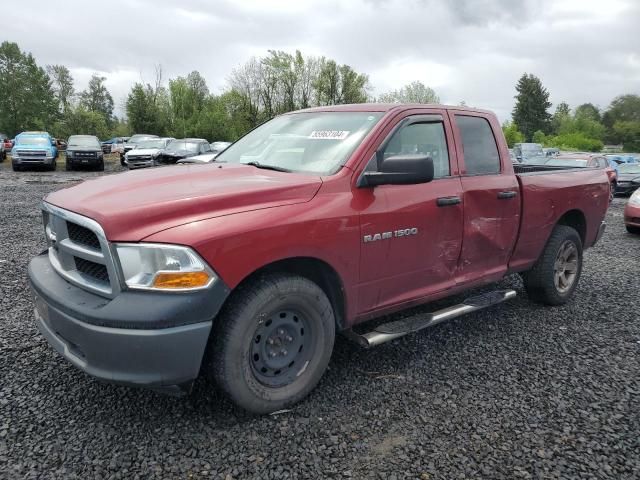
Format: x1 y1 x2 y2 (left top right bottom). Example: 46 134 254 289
4 0 639 121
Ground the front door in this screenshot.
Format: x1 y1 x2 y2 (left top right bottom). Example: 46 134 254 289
356 112 464 314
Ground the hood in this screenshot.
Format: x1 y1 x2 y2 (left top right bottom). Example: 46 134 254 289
14 144 53 151
126 148 161 156
177 153 217 164
45 163 323 241
158 150 196 159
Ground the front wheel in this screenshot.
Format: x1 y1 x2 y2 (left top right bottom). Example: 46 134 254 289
522 225 583 306
209 274 335 414
626 225 640 235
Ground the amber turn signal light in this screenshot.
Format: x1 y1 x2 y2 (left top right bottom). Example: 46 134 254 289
152 271 211 289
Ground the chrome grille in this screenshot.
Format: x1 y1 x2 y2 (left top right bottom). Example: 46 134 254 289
42 203 120 298
17 149 47 158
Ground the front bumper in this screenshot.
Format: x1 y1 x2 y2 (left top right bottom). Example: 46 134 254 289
28 253 230 393
13 157 54 166
126 158 155 169
624 204 640 228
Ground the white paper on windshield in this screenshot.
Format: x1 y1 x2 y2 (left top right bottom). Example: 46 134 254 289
308 130 350 140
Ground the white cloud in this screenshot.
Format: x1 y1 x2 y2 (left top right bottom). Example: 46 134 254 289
3 0 638 121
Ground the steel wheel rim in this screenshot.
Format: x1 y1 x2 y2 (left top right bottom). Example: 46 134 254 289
250 309 313 387
554 240 579 293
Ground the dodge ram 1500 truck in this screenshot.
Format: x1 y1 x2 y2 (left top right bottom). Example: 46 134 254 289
28 104 609 414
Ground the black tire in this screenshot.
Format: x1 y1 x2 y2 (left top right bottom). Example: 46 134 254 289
12 163 21 172
49 160 56 171
96 160 104 171
610 182 616 202
626 225 640 235
120 155 126 167
522 225 583 306
210 273 335 414
65 161 72 172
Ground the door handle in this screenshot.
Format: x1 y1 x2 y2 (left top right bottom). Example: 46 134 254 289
497 191 517 199
436 196 461 207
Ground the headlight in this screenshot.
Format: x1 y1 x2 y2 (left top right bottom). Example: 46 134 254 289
115 243 215 291
11 150 18 159
629 190 640 206
66 150 74 158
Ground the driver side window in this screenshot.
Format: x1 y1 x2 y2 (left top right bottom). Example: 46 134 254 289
381 122 450 178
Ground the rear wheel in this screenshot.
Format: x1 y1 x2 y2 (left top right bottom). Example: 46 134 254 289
209 273 335 414
522 225 583 306
626 225 640 235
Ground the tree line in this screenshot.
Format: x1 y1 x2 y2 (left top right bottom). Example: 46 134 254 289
503 73 640 152
0 40 638 152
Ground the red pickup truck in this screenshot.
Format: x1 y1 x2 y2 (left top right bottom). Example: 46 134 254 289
29 104 609 413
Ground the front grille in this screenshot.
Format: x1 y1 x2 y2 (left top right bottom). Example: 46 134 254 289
74 151 98 159
44 204 117 297
67 221 100 249
74 257 109 283
17 149 47 158
129 155 152 161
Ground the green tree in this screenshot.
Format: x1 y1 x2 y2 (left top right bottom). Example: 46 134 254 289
551 102 570 135
80 74 114 122
52 105 110 140
0 41 57 136
47 64 74 114
502 121 525 147
574 103 601 122
613 121 640 152
377 81 440 104
512 73 552 141
532 130 546 144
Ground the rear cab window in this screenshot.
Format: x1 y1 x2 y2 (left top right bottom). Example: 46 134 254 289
455 115 501 175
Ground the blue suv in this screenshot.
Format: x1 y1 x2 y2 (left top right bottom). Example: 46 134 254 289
11 131 58 171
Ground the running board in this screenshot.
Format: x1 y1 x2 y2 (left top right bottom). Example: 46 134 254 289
344 289 517 348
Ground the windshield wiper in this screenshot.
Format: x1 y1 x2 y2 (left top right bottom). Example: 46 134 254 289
243 161 292 173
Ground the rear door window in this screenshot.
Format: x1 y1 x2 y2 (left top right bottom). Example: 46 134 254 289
455 115 500 175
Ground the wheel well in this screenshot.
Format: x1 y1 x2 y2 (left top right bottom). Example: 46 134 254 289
557 209 587 245
234 257 347 330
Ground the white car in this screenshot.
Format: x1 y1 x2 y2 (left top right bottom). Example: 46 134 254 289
176 152 218 164
124 137 174 169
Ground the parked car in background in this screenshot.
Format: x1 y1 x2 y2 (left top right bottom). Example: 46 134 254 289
614 163 640 196
3 137 14 152
543 147 559 157
28 104 610 414
606 154 639 165
102 137 125 154
210 141 232 155
65 135 104 171
121 134 158 165
624 190 640 234
513 143 543 161
11 131 58 171
155 138 211 164
545 154 616 200
124 137 175 169
109 137 129 155
54 138 67 151
0 140 5 162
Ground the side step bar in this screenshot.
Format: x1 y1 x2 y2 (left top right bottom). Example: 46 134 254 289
344 289 517 348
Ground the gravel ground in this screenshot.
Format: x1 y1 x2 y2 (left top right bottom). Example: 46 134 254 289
1 160 639 479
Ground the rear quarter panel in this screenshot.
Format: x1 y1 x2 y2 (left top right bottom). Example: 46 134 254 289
509 168 609 272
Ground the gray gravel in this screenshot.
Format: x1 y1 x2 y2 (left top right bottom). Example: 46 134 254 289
1 160 639 479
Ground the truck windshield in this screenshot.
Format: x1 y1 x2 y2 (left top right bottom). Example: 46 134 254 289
137 139 166 149
619 164 640 174
216 112 384 175
68 137 100 148
16 136 49 146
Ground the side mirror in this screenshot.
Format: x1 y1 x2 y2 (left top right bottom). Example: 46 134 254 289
358 154 434 188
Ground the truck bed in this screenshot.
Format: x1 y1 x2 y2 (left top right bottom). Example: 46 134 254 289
508 167 610 273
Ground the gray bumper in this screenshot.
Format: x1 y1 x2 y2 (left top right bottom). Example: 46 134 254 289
28 253 230 393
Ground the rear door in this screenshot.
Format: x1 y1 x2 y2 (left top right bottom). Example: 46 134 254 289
356 110 464 314
450 112 520 284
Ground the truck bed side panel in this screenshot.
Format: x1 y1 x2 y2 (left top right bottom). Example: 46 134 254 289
508 169 609 273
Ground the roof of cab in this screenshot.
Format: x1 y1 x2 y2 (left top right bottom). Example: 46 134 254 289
291 103 495 115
